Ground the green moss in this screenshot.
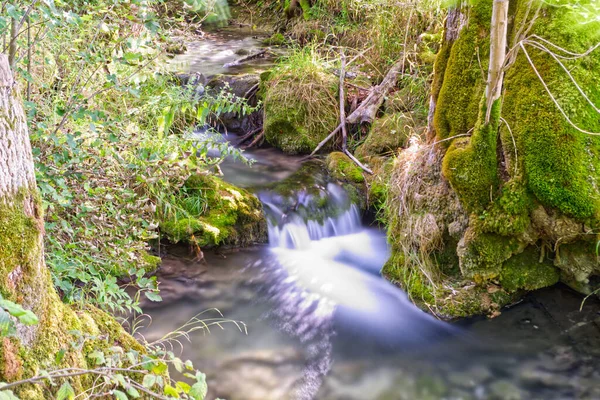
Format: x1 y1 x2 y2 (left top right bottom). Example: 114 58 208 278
459 228 521 282
442 100 501 212
355 113 413 158
500 247 559 292
501 1 600 221
160 174 266 247
263 49 339 154
327 152 365 184
433 0 491 142
382 252 436 305
141 252 161 272
326 152 367 210
0 189 44 287
475 179 533 236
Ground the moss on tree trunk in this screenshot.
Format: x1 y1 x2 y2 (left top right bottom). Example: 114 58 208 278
0 54 143 398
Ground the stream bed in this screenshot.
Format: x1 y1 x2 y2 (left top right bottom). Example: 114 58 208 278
141 25 600 400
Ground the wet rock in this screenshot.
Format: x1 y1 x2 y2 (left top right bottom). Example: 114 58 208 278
487 380 522 400
206 74 262 133
160 174 267 248
209 347 305 400
447 367 492 389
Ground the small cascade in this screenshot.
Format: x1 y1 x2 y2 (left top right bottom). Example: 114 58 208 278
260 182 362 250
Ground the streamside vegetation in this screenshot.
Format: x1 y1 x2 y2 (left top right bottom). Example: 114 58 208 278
0 0 599 397
0 0 257 398
239 0 600 318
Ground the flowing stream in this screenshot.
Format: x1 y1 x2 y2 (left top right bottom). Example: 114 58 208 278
140 25 600 400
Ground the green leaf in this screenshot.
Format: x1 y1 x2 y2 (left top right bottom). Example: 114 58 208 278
56 381 75 400
164 385 179 398
0 309 16 337
125 386 140 399
144 291 162 302
142 374 156 389
172 357 184 373
176 381 191 393
151 361 168 375
87 351 105 365
0 390 20 400
112 389 128 400
55 348 67 364
189 373 207 400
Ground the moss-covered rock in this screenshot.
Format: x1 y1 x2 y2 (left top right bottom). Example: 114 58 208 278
326 152 367 209
499 246 560 293
355 113 413 158
263 49 339 154
554 241 600 294
442 100 500 213
457 227 522 282
382 0 600 318
160 173 267 247
433 0 490 143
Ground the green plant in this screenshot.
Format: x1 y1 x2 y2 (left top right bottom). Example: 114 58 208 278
0 295 39 337
0 309 243 399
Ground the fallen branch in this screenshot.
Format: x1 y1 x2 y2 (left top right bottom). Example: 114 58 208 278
244 83 260 99
340 51 348 151
346 58 405 124
238 127 262 144
243 130 264 149
306 57 405 163
344 149 373 174
224 49 267 68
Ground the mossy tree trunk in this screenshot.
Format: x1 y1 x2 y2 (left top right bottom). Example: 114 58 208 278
0 54 144 398
0 53 46 350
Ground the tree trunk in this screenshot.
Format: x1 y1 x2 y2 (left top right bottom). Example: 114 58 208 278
0 53 44 348
426 4 467 142
485 0 509 122
0 54 142 396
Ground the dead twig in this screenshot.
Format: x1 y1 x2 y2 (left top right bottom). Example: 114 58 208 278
224 49 267 68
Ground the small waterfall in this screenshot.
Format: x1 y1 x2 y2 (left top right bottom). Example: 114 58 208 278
261 182 362 250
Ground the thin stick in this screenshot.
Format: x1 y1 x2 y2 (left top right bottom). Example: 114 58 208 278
306 123 342 158
244 130 264 148
26 16 31 101
339 50 348 151
344 149 373 175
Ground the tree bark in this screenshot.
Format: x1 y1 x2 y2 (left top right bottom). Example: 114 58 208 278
485 0 509 122
0 53 45 348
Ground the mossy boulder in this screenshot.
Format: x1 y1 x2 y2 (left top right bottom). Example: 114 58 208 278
160 174 267 248
499 247 560 293
263 33 286 46
326 152 367 210
382 0 600 318
355 113 413 158
263 51 339 154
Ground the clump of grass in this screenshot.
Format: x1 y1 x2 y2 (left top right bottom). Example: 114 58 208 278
262 44 340 154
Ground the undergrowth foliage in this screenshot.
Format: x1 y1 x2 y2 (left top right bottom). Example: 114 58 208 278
1 0 253 315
